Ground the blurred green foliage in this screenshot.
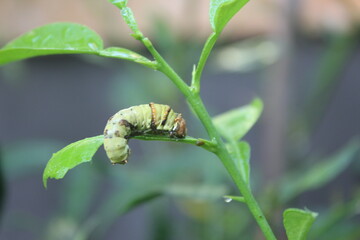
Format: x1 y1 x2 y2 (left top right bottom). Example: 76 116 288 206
0 3 359 240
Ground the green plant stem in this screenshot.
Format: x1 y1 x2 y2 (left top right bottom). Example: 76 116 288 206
224 195 246 203
182 32 276 239
192 32 219 92
187 94 277 240
140 38 191 96
118 5 277 239
139 29 277 240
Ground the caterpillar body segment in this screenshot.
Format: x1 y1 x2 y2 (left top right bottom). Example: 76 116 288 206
103 103 187 164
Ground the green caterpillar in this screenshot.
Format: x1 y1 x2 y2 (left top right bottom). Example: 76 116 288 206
103 103 187 164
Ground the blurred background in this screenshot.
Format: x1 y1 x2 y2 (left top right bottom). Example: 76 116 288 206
0 0 359 239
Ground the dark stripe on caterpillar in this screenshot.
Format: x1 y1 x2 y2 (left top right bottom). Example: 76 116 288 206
104 103 187 165
161 105 172 126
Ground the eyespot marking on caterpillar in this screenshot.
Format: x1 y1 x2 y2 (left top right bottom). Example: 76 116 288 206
118 119 135 130
103 103 187 165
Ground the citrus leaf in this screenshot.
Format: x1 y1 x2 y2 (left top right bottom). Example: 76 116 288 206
226 141 251 185
0 22 154 68
213 98 263 141
210 0 250 33
42 135 104 188
0 23 103 65
108 0 127 9
99 47 156 68
283 208 318 240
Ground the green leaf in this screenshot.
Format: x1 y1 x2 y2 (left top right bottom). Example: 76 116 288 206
279 138 360 203
108 0 143 39
108 0 127 9
213 98 263 141
0 23 103 65
42 135 104 188
226 141 251 185
210 0 250 33
99 47 156 68
283 208 318 240
0 22 155 68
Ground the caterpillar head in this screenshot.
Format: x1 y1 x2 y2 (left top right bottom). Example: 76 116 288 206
171 114 187 138
103 137 130 165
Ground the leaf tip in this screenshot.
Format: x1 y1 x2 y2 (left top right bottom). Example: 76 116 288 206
252 97 263 109
303 207 319 218
42 174 48 189
109 0 127 8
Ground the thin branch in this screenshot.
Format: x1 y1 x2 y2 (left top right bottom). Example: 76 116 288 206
115 4 191 97
192 32 219 93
